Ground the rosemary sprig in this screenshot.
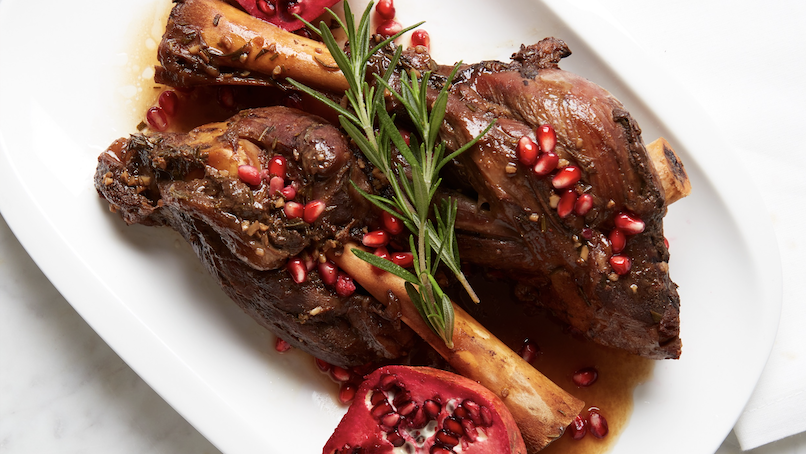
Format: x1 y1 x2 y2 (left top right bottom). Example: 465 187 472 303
289 1 493 347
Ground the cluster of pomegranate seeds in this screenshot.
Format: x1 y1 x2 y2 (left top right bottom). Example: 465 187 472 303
145 89 183 132
313 358 372 404
286 252 357 297
514 124 650 276
368 374 495 451
606 210 645 275
566 366 609 441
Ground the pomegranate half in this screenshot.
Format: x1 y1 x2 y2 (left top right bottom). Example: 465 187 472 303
323 365 526 453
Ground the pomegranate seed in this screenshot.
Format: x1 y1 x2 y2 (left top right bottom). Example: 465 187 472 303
268 155 287 179
158 90 178 116
609 228 627 253
411 29 430 49
614 211 645 235
574 193 593 216
338 383 357 404
146 107 168 131
256 0 276 16
536 124 557 153
377 19 402 37
533 151 559 176
552 165 582 189
387 429 406 447
330 365 352 382
238 165 262 186
517 338 541 364
280 184 296 200
572 367 599 387
399 128 411 146
461 418 479 441
397 400 418 417
371 401 393 418
379 373 399 390
335 273 356 297
382 211 404 235
581 227 593 240
314 358 331 372
436 429 460 447
588 408 609 438
371 391 387 406
303 200 325 223
363 230 390 248
274 337 292 353
423 399 441 419
381 412 401 428
373 247 390 274
287 1 303 15
569 415 587 440
391 252 414 268
318 261 338 286
461 400 482 425
664 237 670 248
375 0 395 19
480 406 493 427
284 201 304 219
269 175 284 195
557 190 577 218
609 254 632 275
218 86 235 109
444 417 463 436
517 136 539 166
286 257 307 283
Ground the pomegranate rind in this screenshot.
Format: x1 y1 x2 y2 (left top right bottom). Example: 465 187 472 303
323 365 527 454
234 0 339 31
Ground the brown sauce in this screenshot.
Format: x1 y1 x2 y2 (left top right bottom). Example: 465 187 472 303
123 3 656 453
456 274 655 453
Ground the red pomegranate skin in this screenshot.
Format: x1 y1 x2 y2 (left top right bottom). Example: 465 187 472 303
323 365 527 454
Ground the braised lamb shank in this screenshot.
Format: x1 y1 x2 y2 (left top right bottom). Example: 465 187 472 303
95 0 687 368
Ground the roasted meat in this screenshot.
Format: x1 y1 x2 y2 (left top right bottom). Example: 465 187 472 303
97 0 688 366
95 106 418 366
429 39 682 359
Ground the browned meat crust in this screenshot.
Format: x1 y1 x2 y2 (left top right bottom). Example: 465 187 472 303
95 107 418 366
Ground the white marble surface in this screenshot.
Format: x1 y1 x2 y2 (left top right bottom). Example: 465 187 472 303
2 0 805 453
